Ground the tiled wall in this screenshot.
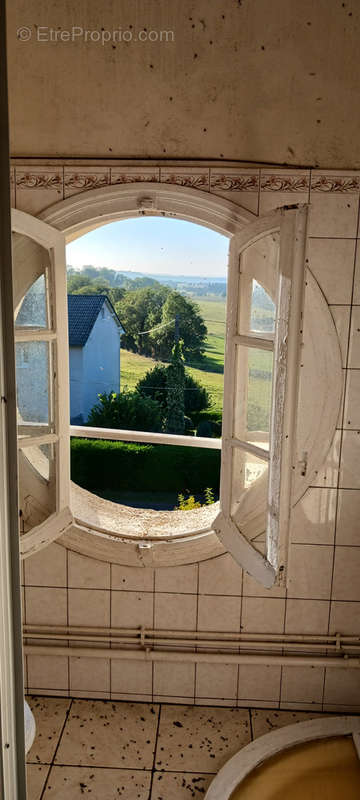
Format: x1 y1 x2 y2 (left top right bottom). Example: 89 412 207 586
15 161 360 711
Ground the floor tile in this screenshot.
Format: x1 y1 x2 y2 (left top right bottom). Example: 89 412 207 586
155 704 251 772
26 764 49 800
251 708 324 739
26 696 71 764
55 699 159 769
43 765 151 798
150 771 215 799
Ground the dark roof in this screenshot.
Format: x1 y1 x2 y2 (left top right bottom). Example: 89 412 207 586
67 295 123 347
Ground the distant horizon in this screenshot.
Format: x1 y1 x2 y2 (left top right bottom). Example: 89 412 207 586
66 217 229 279
66 264 227 283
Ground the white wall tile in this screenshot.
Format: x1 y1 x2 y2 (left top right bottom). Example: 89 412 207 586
348 307 360 368
195 663 238 700
259 170 309 215
332 546 360 601
311 430 341 488
199 554 243 596
111 564 154 592
197 595 241 633
339 431 360 488
329 601 360 635
290 488 336 545
155 564 198 594
307 238 355 304
25 587 67 626
285 599 330 635
237 665 281 703
329 306 351 366
27 655 69 691
323 667 360 705
111 590 154 629
70 657 110 693
111 660 152 695
15 167 63 214
68 551 110 589
336 490 360 545
308 192 359 238
353 244 360 304
287 545 333 600
154 593 197 631
68 589 110 627
153 662 195 698
210 168 259 213
241 597 285 633
281 666 325 704
24 543 67 588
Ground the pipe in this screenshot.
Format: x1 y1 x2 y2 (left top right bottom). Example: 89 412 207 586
23 644 360 669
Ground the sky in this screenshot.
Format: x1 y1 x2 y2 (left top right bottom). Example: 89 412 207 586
66 217 229 278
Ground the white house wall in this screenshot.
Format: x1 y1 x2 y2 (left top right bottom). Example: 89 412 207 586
82 303 121 422
16 160 360 712
69 346 83 423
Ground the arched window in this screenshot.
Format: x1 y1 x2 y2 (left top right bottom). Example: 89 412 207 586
12 185 342 587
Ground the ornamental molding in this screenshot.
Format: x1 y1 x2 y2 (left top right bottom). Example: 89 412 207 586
211 174 259 192
311 175 360 192
261 174 309 192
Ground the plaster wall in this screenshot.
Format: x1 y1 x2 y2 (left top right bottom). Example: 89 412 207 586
18 161 360 711
82 303 121 422
6 0 360 167
69 346 83 424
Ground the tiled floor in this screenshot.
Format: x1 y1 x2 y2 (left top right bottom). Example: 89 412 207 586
26 696 332 799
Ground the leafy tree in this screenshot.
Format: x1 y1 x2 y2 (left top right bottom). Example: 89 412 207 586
87 390 163 432
136 363 210 417
151 291 207 362
115 286 169 356
165 341 185 434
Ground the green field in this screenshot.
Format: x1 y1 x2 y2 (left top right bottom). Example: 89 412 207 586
120 296 272 427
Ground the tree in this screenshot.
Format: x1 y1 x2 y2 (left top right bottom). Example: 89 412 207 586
115 286 169 356
136 363 210 417
152 292 207 362
165 341 185 434
87 390 163 432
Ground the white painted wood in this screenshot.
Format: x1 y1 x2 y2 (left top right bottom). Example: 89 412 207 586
205 716 360 800
18 433 58 449
267 206 308 581
230 438 269 461
70 425 222 449
14 330 56 342
213 512 276 588
20 506 73 558
234 333 274 350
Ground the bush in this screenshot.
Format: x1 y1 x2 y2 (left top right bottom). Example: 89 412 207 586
70 438 221 495
136 364 210 418
87 390 163 433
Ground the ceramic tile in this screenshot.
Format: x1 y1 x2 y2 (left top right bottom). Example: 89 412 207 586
280 702 323 712
26 764 49 800
15 167 63 214
43 766 151 798
323 667 360 705
111 693 152 702
242 569 285 598
329 601 360 635
24 543 67 588
161 167 209 190
111 564 154 592
111 660 153 695
311 430 341 488
290 488 336 545
68 552 110 590
353 245 360 304
344 370 360 429
323 703 360 713
111 166 160 184
71 690 110 700
26 696 71 764
195 663 238 701
237 665 281 704
69 657 110 693
194 697 239 707
55 699 159 768
329 306 351 366
197 594 241 633
280 666 325 705
155 705 251 772
154 593 197 631
348 307 360 368
259 169 309 215
251 708 323 739
307 238 355 304
64 167 110 197
336 489 360 545
309 190 359 238
287 544 333 600
241 597 285 633
210 168 259 214
111 590 154 628
25 587 67 626
27 656 69 693
340 431 360 488
150 771 215 799
199 554 243 596
153 662 195 698
332 546 360 601
285 599 330 635
155 564 198 594
68 589 110 628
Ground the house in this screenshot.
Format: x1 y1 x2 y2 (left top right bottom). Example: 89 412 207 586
68 294 123 424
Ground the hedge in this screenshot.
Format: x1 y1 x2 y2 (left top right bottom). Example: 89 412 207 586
71 437 221 494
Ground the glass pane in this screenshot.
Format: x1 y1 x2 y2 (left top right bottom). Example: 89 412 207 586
234 345 273 440
16 341 52 433
19 443 57 532
22 442 56 483
15 273 49 328
250 280 276 333
230 448 268 508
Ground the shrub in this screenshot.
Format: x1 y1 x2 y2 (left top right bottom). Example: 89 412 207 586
87 390 163 432
136 364 210 418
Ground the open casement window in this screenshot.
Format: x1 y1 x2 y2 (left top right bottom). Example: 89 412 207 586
12 210 73 558
214 206 308 588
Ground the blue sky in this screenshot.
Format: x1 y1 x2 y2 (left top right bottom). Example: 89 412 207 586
66 217 229 278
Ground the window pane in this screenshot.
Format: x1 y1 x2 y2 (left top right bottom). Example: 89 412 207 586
16 341 52 432
22 442 56 483
15 273 49 328
250 280 275 333
234 345 273 439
